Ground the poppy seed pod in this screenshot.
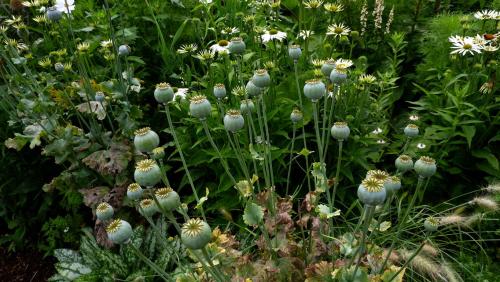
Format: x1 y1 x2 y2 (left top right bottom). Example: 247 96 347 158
134 159 161 187
251 69 271 88
330 69 347 84
189 95 212 120
414 156 437 178
213 83 227 99
304 79 326 101
288 45 302 61
134 127 160 153
46 6 62 22
54 62 64 72
181 218 212 250
395 154 413 172
155 187 181 211
321 59 336 77
95 91 105 102
224 109 245 132
106 219 133 244
246 80 262 97
139 199 158 217
404 124 419 137
154 82 174 104
151 147 165 160
118 44 131 56
240 99 255 114
366 169 390 183
96 202 114 221
384 176 401 193
330 122 350 141
290 108 303 123
228 37 246 54
127 183 143 200
357 178 386 206
424 217 439 232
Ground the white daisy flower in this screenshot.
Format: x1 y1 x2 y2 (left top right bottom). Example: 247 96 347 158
210 40 230 54
55 0 75 14
335 58 353 70
177 44 198 54
417 143 426 149
200 0 213 4
298 30 314 40
483 45 499 52
372 128 383 134
473 10 498 20
376 139 386 144
473 34 487 47
409 114 419 121
450 36 482 56
326 23 350 38
174 88 189 101
100 39 113 49
261 29 287 43
221 27 240 35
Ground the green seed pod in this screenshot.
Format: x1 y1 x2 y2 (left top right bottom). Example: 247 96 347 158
414 156 437 178
134 127 160 153
213 83 226 99
366 169 390 184
224 109 245 132
290 108 303 123
424 216 439 232
330 69 347 84
288 44 302 61
251 69 271 88
304 79 326 101
96 202 114 221
357 178 386 206
339 35 350 45
246 80 262 97
118 44 131 56
54 62 64 72
321 59 336 77
139 199 158 217
240 99 255 114
189 95 212 120
404 124 419 137
155 187 181 211
228 37 246 54
127 183 144 200
46 6 62 22
181 218 212 250
395 155 413 172
106 219 133 244
330 122 350 141
384 176 401 193
95 91 105 102
350 30 360 40
154 82 175 104
134 159 161 187
151 147 165 160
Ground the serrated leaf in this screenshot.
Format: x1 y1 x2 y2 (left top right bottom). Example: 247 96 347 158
54 249 83 264
243 202 263 226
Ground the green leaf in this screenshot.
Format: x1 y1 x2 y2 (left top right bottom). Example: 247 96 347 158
170 19 189 50
462 125 476 148
54 249 83 264
243 202 263 226
472 149 499 170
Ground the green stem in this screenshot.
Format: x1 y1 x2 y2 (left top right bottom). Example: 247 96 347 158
129 243 170 281
388 242 426 282
286 125 297 195
330 141 343 206
352 205 376 277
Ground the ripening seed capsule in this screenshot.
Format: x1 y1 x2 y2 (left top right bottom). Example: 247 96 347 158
151 147 165 160
106 219 133 244
424 217 439 232
358 178 386 206
138 199 158 217
290 108 303 123
134 159 161 187
288 44 302 61
404 124 419 137
127 183 144 200
224 109 245 132
228 37 246 54
213 83 227 99
395 155 413 172
246 80 262 97
134 127 160 153
384 176 401 193
414 156 437 178
240 99 255 114
181 218 212 250
118 44 131 56
321 59 336 77
330 122 350 141
95 91 105 102
154 82 175 104
96 202 114 221
189 95 212 120
54 62 64 72
304 79 326 101
251 69 271 88
46 6 62 22
330 69 348 84
155 187 181 211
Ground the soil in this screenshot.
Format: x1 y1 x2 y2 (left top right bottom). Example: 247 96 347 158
0 247 55 282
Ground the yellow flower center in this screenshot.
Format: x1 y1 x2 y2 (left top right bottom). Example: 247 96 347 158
182 218 205 237
135 159 156 172
106 219 122 233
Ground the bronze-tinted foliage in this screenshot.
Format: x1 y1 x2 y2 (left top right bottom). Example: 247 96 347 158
82 139 132 175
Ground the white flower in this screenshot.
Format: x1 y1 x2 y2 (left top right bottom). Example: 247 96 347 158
174 88 189 101
473 10 498 20
55 0 75 14
376 139 386 144
298 30 314 40
409 114 419 121
200 0 213 4
209 40 230 54
326 23 350 38
261 29 287 43
335 58 353 70
177 44 198 54
449 36 482 56
372 128 383 134
473 34 487 47
417 143 426 149
483 45 499 52
221 27 239 35
100 39 113 49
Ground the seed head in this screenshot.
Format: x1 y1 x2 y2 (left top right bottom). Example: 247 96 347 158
135 159 157 172
361 178 384 192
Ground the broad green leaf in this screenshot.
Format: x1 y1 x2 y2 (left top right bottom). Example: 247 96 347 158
462 125 476 148
472 149 499 170
243 202 263 226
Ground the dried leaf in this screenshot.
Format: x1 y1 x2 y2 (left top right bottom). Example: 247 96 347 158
78 187 109 208
76 101 107 120
82 140 132 175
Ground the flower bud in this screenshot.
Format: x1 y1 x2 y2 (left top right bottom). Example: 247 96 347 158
134 127 160 153
330 122 350 141
118 44 131 56
290 108 303 123
139 199 158 217
46 6 62 22
251 69 271 88
330 69 347 84
395 155 413 172
424 217 439 232
155 187 181 211
240 99 255 114
224 109 245 132
127 183 144 200
154 82 174 104
350 30 360 40
288 44 302 61
96 202 114 221
404 124 419 138
151 147 165 160
321 60 336 77
106 219 133 244
54 62 64 72
384 176 401 193
228 37 246 54
181 218 212 250
357 178 386 206
213 83 226 99
134 159 161 187
304 79 326 101
95 91 105 102
414 156 437 178
245 80 262 97
189 95 212 120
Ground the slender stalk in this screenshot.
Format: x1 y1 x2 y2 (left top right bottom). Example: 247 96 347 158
312 101 324 161
260 96 275 187
286 125 297 195
330 141 343 206
190 249 224 282
129 243 170 281
352 205 376 277
201 247 228 281
388 242 426 282
158 160 171 187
